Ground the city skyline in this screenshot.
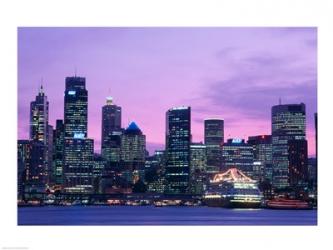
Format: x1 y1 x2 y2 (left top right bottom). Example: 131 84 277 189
18 27 317 156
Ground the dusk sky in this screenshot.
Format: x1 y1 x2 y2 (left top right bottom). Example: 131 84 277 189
18 27 317 156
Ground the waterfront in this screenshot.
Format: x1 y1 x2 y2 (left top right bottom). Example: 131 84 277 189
18 206 317 225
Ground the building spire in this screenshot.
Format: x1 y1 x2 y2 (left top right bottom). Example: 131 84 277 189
39 77 44 95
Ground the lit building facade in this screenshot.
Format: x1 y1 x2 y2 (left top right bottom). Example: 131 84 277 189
165 106 191 194
63 138 94 193
247 135 272 182
52 120 64 185
204 119 224 173
288 139 308 188
63 76 94 193
101 96 122 162
64 76 88 138
222 139 254 178
120 122 146 183
271 103 306 190
190 143 207 195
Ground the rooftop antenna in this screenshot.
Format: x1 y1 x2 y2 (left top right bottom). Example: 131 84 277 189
74 66 77 77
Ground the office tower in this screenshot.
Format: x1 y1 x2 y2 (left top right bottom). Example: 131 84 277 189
165 106 191 194
29 85 49 184
190 143 207 195
46 124 53 183
247 135 272 182
204 119 224 173
63 76 93 193
63 138 94 193
17 140 31 199
101 96 121 150
271 103 306 190
120 122 146 183
19 140 47 192
222 139 254 177
307 157 317 195
146 150 166 194
288 139 308 188
101 96 122 164
30 85 49 143
52 120 64 185
64 76 88 138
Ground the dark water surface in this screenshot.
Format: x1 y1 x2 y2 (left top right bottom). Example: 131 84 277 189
18 206 317 225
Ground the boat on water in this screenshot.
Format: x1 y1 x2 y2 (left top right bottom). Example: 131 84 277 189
203 168 263 208
266 198 313 210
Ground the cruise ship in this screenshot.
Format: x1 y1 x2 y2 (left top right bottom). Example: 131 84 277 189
203 168 264 208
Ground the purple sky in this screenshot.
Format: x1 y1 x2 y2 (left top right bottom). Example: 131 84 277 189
18 27 317 156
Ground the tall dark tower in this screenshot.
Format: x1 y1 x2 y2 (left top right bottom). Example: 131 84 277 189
204 118 224 173
101 96 122 161
165 106 191 194
64 76 88 138
30 85 49 143
315 112 317 161
63 76 94 193
271 103 306 190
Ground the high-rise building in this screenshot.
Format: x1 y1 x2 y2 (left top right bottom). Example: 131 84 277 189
63 138 94 193
64 76 88 138
222 139 254 178
17 140 31 199
204 119 224 173
315 112 317 161
52 120 64 185
190 143 207 195
288 139 308 188
46 124 53 183
120 122 146 183
63 76 94 193
20 140 47 192
101 96 122 163
271 103 306 190
165 106 191 194
29 85 49 184
30 85 49 143
247 135 272 182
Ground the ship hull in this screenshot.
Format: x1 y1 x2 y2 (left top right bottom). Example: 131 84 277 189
204 197 262 208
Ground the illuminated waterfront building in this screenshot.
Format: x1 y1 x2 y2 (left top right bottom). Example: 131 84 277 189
63 138 94 193
204 119 224 173
165 106 191 194
63 76 94 193
52 120 64 185
222 139 254 178
120 122 146 183
190 143 207 195
17 140 31 199
288 139 308 188
271 103 306 190
101 96 122 163
247 135 272 182
30 85 49 143
64 76 88 138
146 150 166 193
29 85 49 183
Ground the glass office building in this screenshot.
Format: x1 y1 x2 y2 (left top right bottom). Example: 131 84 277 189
271 103 306 189
165 106 191 194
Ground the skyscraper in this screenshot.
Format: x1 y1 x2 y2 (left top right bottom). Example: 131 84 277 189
30 85 49 143
52 120 64 185
222 139 254 177
101 96 122 163
271 103 306 190
120 122 146 183
204 119 224 173
247 135 272 182
190 142 207 195
288 139 308 189
63 76 94 193
64 76 88 138
29 85 49 184
165 106 191 194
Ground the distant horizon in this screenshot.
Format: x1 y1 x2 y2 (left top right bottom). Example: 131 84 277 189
18 27 317 156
